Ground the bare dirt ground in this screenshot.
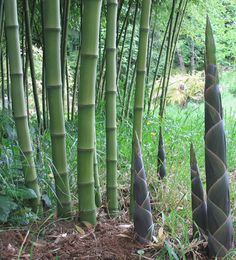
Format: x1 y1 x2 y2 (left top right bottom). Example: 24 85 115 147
0 215 147 260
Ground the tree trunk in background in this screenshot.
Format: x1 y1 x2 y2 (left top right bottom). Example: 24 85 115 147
77 0 102 225
71 50 80 120
0 0 3 35
43 0 72 217
147 15 170 114
96 47 106 103
121 0 138 119
0 0 4 56
5 39 11 110
117 0 132 47
61 0 70 114
124 61 136 118
66 62 70 120
176 46 185 72
0 52 4 109
190 38 195 74
40 0 47 130
130 0 151 219
71 1 82 121
116 1 131 87
105 0 118 216
4 0 41 211
23 0 41 131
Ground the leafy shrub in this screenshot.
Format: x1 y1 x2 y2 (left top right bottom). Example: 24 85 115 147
152 72 205 107
0 186 38 225
167 72 205 106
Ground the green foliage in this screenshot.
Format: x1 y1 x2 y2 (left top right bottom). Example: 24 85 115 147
1 1 236 257
5 186 37 201
166 72 204 106
0 195 17 223
0 112 40 225
221 69 236 97
1 80 236 257
180 0 236 68
0 187 38 225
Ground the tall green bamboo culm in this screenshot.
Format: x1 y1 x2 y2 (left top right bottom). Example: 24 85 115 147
43 0 72 217
105 0 118 216
77 0 102 225
4 0 41 211
130 0 152 219
205 17 233 257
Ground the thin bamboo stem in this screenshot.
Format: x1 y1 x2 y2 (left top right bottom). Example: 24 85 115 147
23 0 41 131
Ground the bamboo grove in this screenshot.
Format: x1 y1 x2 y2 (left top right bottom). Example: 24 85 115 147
0 0 234 257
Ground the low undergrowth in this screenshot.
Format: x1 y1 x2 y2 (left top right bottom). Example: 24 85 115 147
1 76 236 258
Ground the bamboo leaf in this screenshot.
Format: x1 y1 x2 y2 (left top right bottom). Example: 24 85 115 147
81 221 93 229
164 241 179 260
75 225 85 235
158 227 165 241
0 195 17 223
5 187 37 201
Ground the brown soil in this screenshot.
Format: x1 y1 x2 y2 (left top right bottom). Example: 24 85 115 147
0 216 146 260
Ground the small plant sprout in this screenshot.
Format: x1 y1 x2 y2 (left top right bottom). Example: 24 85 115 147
133 133 154 243
190 143 207 238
